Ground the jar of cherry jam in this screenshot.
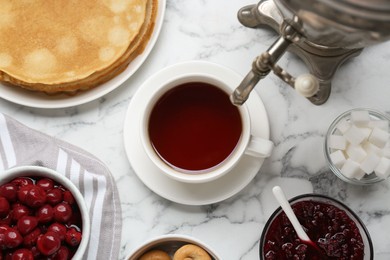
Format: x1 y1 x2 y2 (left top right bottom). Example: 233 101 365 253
260 194 373 260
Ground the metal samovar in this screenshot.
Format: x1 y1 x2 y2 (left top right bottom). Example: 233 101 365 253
231 0 390 105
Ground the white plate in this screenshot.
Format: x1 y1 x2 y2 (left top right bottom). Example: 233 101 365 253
0 0 166 109
123 61 270 205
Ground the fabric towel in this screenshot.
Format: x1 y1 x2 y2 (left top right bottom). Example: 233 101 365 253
0 113 122 260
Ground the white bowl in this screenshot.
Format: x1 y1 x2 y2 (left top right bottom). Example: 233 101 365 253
126 234 221 260
0 165 90 259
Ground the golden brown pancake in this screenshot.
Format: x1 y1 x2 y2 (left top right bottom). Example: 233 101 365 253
0 0 157 94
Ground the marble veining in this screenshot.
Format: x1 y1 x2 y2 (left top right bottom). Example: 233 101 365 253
1 0 390 259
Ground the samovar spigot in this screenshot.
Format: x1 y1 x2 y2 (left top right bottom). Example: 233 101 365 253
231 17 310 106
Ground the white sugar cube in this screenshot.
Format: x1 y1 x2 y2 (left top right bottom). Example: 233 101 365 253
361 128 373 142
383 147 390 158
336 118 351 134
369 120 389 132
329 150 346 168
368 127 390 148
375 157 390 179
346 144 367 162
362 141 383 156
328 135 347 150
355 169 366 180
360 152 381 174
341 159 365 179
344 125 367 145
351 110 370 127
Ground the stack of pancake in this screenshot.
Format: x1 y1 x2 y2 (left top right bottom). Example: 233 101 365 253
0 0 157 94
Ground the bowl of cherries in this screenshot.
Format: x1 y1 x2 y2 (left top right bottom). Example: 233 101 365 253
0 165 90 260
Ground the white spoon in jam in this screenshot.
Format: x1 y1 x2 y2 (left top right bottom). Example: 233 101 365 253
272 186 319 249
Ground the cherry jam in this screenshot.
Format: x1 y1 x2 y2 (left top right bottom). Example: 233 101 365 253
262 198 366 260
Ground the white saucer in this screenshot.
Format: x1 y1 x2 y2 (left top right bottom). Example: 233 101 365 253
123 61 270 205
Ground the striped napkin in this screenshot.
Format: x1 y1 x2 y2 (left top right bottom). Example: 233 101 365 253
0 113 121 260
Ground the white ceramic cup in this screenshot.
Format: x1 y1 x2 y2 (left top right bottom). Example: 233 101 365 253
140 73 273 183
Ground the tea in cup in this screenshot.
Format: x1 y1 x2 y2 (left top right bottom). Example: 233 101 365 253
140 73 273 183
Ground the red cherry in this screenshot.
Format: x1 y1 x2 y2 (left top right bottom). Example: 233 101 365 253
0 197 10 218
65 227 82 247
51 246 70 260
46 189 63 205
36 204 54 223
11 178 33 187
4 226 23 248
36 178 54 192
11 248 34 260
11 203 31 221
17 185 34 204
47 223 67 241
62 191 75 205
37 231 61 256
53 203 72 223
24 186 47 208
0 225 8 247
17 216 38 235
0 183 18 202
23 228 41 247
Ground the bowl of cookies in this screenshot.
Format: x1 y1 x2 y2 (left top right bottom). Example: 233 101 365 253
127 234 220 260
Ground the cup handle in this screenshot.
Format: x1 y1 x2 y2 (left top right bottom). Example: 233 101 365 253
245 135 273 158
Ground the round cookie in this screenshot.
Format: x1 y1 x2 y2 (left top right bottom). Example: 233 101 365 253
173 244 211 260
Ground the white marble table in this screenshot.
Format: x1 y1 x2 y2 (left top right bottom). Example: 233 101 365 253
1 1 390 259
